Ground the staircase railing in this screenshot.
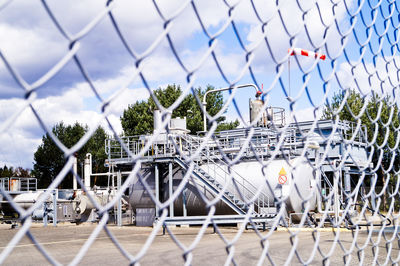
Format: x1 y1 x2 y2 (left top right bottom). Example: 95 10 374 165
179 134 272 215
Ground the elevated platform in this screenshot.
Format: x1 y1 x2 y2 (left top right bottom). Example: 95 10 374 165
105 119 369 167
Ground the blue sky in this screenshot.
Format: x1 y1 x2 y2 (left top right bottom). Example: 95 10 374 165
0 0 398 169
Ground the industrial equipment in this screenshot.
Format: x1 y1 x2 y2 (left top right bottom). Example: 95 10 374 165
104 85 371 227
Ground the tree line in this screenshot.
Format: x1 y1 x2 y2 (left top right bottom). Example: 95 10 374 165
323 89 399 174
33 84 237 188
30 84 398 193
0 166 31 178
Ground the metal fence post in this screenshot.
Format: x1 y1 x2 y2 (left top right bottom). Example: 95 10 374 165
53 189 57 227
117 171 122 227
169 162 174 217
155 164 159 217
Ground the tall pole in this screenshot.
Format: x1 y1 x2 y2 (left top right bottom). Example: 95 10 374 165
73 155 78 190
288 58 291 97
344 167 351 199
84 153 92 190
203 102 207 133
53 189 57 227
333 170 339 226
169 162 174 217
155 164 159 217
117 171 122 227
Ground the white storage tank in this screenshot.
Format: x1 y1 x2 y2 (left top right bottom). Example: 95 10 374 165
250 99 267 127
0 191 52 215
201 157 317 214
128 167 235 216
128 158 317 217
75 193 101 215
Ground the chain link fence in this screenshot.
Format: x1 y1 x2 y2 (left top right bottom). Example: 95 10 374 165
0 0 400 265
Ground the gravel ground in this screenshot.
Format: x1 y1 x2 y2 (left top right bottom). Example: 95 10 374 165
0 222 398 265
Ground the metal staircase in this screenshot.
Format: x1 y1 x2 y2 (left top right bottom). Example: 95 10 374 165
178 134 273 217
173 157 248 215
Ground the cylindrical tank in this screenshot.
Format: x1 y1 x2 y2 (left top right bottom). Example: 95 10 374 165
153 109 167 134
128 158 317 217
9 179 20 192
129 167 235 216
202 158 317 214
0 191 51 215
84 154 92 190
250 99 266 127
75 193 101 215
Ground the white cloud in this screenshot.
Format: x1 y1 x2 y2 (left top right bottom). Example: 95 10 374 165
244 0 356 70
289 107 323 123
0 0 356 98
0 24 66 67
0 70 150 168
0 131 41 169
337 56 400 98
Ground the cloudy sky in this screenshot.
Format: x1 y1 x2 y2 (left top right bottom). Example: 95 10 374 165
0 0 398 169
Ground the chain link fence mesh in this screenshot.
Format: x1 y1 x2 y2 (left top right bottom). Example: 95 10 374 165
0 0 400 265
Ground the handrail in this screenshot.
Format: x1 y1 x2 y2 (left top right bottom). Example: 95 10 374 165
104 119 369 162
0 177 37 192
180 134 271 214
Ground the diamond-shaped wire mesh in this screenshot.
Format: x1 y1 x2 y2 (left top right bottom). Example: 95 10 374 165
0 0 399 265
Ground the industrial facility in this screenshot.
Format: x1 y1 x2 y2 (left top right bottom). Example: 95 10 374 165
0 85 375 229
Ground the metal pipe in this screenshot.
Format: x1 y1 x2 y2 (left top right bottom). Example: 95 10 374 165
344 167 351 200
53 189 57 227
73 156 78 190
0 199 79 204
90 172 117 176
202 84 260 132
84 153 92 190
333 170 340 225
155 164 159 217
169 162 174 217
117 171 122 227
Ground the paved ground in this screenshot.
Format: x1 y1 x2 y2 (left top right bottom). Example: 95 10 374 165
0 223 398 265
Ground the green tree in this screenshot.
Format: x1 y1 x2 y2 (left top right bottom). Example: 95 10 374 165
216 120 240 131
0 166 31 177
32 122 108 188
323 89 367 122
323 89 399 153
120 84 239 135
0 165 14 177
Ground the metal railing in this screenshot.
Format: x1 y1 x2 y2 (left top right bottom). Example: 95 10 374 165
0 177 37 193
180 134 271 215
105 127 302 162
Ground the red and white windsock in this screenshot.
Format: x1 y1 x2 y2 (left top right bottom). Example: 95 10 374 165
288 48 326 60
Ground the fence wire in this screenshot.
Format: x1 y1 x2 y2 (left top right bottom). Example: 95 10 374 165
0 0 400 265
